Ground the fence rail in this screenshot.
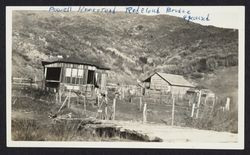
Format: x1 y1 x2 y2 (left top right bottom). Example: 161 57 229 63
12 77 39 88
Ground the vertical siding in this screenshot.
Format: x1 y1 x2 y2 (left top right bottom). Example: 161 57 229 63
101 73 107 90
171 86 190 95
95 69 102 87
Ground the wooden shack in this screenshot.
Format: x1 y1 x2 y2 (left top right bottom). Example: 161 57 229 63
142 72 195 96
42 56 110 96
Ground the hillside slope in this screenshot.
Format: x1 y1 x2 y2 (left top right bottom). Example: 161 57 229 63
12 11 238 84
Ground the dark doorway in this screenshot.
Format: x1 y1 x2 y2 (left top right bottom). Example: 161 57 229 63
87 70 95 84
46 67 61 81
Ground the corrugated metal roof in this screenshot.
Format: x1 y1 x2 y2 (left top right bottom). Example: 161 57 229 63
156 72 194 87
42 56 110 70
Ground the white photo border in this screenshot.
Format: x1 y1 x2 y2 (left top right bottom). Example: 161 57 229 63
6 6 245 149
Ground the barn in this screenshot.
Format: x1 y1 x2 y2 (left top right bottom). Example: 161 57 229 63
142 72 195 96
42 56 110 95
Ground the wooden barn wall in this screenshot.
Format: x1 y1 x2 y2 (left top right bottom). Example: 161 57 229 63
150 74 171 91
170 86 190 95
100 72 107 90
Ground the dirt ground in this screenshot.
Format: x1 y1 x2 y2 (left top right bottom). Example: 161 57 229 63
100 120 237 143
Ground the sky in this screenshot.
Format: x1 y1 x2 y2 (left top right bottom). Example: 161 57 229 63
161 6 245 29
9 6 245 29
114 6 245 29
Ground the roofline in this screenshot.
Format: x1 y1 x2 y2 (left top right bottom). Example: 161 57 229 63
154 72 172 86
156 72 195 87
143 72 195 87
170 84 195 88
143 72 172 86
42 60 110 70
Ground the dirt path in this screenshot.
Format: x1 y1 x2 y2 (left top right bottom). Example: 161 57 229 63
100 120 238 143
11 109 237 143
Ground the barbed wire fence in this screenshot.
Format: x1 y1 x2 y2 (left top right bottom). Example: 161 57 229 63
105 85 237 132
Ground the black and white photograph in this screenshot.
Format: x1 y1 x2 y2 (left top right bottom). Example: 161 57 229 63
6 6 245 149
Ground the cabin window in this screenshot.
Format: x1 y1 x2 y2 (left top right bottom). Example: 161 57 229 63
71 68 77 84
78 65 83 69
77 69 84 84
65 67 85 85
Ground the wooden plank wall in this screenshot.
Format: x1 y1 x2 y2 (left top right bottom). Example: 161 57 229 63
44 62 108 91
171 86 190 95
150 74 171 91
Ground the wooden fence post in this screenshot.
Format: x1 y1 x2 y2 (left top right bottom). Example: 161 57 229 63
59 90 62 103
210 96 216 114
204 96 207 106
105 90 108 104
139 97 142 111
122 88 125 99
55 92 58 104
34 76 38 89
104 95 108 120
97 95 100 107
83 96 86 114
191 103 195 117
143 103 147 123
171 94 175 126
196 90 202 118
225 97 230 111
160 88 162 104
113 97 116 120
68 89 71 108
105 106 108 120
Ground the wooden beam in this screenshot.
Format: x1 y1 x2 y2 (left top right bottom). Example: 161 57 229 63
191 103 195 117
143 103 147 123
45 80 60 82
58 96 69 113
139 97 142 111
85 68 88 84
196 90 202 118
112 96 116 120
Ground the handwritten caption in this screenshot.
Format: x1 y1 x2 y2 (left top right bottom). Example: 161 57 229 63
48 6 210 22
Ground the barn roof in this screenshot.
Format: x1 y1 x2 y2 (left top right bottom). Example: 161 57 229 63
42 56 110 70
143 72 195 87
